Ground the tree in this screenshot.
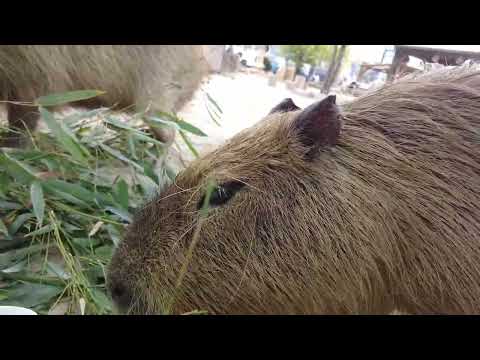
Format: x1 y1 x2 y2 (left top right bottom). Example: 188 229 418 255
280 45 334 76
321 45 348 94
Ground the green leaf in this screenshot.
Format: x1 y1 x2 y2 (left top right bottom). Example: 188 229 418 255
131 131 168 146
46 261 70 280
154 112 206 137
0 282 63 308
90 288 112 313
114 179 129 210
0 152 37 185
62 222 83 232
146 115 180 131
49 189 91 208
30 181 45 226
72 237 102 250
39 107 88 164
0 271 65 286
0 218 8 237
0 200 23 210
179 130 199 158
106 224 122 247
25 224 55 237
43 180 96 205
62 107 108 128
94 245 114 261
204 91 223 114
8 213 33 235
127 135 137 160
2 259 28 273
0 243 48 269
205 103 222 127
136 174 158 199
143 162 159 185
0 172 10 197
36 90 105 107
104 206 132 223
175 119 207 137
98 143 143 171
102 117 167 147
165 166 177 182
199 179 217 217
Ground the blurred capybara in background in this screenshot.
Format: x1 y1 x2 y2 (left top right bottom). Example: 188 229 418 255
107 64 480 315
0 45 210 147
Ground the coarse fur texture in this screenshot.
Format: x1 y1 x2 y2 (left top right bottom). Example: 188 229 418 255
0 45 209 146
108 63 480 315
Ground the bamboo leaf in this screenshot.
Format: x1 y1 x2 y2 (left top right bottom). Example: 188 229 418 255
36 90 105 107
0 200 23 210
114 179 129 210
0 218 8 237
30 181 45 226
179 131 199 158
175 119 207 137
98 143 143 171
204 91 223 114
0 152 37 185
8 213 33 235
39 107 88 164
104 206 132 223
0 282 63 308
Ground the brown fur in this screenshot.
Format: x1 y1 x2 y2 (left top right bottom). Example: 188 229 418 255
0 45 209 146
108 64 480 315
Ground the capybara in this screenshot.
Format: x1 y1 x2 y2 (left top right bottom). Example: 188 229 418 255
107 64 480 315
0 45 209 147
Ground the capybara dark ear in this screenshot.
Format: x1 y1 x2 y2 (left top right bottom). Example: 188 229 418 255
268 98 301 115
292 95 342 159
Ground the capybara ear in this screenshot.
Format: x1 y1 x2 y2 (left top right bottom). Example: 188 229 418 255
268 98 301 115
292 95 342 159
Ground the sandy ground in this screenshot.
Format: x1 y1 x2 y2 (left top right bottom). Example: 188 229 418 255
1 70 354 165
173 71 355 163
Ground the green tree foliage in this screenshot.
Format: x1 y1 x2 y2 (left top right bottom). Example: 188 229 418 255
280 45 334 74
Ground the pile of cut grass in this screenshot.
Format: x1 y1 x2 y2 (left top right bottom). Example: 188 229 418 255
0 90 220 314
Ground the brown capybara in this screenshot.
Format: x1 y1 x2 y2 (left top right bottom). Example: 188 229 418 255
0 45 209 147
107 64 480 315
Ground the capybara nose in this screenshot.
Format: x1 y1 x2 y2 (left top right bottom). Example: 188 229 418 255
107 278 133 313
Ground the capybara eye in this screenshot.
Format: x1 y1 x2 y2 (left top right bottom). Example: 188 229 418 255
197 180 246 210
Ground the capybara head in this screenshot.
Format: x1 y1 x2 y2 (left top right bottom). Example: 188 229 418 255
108 64 480 314
107 95 344 314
